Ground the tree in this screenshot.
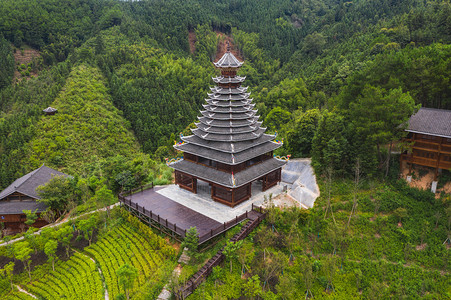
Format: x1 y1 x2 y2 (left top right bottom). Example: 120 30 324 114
182 227 199 257
78 215 97 245
0 261 15 291
57 226 73 258
93 185 115 218
301 259 314 299
23 209 38 227
323 255 336 292
301 32 326 56
37 175 76 217
242 275 262 299
350 86 418 175
393 207 408 224
14 241 33 282
346 158 362 230
312 110 348 175
223 240 243 273
238 242 255 275
24 228 38 254
264 107 291 132
116 264 138 300
285 109 321 157
44 239 58 271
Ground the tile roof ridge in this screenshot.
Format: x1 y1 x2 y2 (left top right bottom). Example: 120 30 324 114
15 163 45 190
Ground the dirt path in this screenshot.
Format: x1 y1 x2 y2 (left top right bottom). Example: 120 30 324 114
0 203 120 247
188 31 196 54
15 284 37 299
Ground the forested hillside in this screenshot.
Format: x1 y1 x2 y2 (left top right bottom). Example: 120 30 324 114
23 65 140 173
0 0 450 298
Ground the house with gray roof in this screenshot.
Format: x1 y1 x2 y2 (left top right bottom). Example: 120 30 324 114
0 164 69 234
401 107 451 180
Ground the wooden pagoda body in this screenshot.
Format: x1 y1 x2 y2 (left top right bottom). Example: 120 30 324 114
170 49 285 207
400 108 451 179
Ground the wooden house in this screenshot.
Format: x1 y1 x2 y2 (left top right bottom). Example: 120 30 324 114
401 108 451 179
168 46 286 207
0 164 69 234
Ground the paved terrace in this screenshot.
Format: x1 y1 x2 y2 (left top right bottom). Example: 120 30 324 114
156 180 284 223
122 159 316 239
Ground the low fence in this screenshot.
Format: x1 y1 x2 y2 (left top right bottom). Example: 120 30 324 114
177 205 267 299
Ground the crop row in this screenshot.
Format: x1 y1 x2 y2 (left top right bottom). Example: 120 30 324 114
85 223 167 299
25 252 103 300
6 291 36 300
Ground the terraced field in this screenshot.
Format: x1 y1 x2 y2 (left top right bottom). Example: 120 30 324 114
2 222 176 300
85 224 170 299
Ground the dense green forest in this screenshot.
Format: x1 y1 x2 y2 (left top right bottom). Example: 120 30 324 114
0 0 450 298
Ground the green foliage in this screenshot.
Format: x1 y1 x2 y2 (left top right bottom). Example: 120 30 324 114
23 209 38 227
13 241 32 282
36 175 76 216
78 215 97 246
264 107 291 133
182 227 199 257
43 239 58 271
116 264 137 300
24 65 141 174
0 262 14 291
0 62 71 190
285 108 321 157
0 36 14 89
311 110 348 174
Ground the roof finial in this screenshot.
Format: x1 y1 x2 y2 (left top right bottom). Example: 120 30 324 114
226 41 231 52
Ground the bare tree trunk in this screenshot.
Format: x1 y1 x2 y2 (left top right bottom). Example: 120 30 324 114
324 167 335 224
385 141 393 177
346 159 361 231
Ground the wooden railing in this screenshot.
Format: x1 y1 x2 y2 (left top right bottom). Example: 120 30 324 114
119 187 266 245
120 182 154 197
119 195 187 239
176 205 266 299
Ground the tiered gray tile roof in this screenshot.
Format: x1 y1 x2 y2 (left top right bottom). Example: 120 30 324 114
406 108 451 138
171 50 285 186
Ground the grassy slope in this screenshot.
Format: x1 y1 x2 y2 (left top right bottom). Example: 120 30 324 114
23 64 141 175
190 179 451 299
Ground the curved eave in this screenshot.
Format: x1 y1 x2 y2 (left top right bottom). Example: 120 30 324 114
212 76 246 83
200 110 257 120
206 100 252 107
181 134 276 153
191 128 265 141
202 104 254 113
195 122 263 134
210 87 248 94
207 93 251 101
170 158 285 188
198 117 260 128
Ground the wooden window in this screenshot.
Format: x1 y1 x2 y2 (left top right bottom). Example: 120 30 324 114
213 186 232 202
